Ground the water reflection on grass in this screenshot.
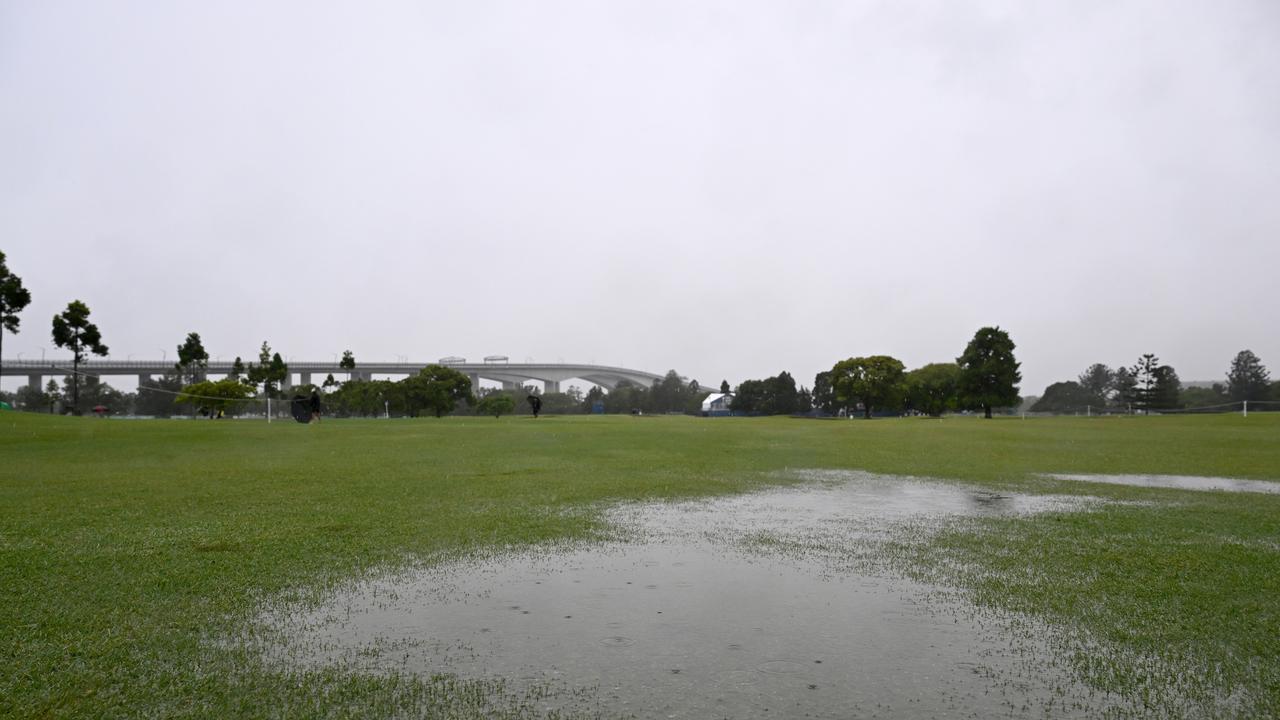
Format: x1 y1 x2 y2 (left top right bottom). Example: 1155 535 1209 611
252 472 1122 718
1044 473 1280 495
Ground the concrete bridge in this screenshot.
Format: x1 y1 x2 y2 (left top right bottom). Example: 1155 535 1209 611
0 358 665 394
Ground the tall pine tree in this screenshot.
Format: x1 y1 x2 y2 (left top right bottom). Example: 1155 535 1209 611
51 300 109 414
1226 350 1270 402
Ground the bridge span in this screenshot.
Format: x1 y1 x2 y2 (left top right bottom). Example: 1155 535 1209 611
0 359 665 394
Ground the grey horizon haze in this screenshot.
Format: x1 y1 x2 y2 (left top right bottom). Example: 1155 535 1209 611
2 1 1278 397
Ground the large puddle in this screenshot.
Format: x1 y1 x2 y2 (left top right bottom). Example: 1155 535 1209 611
1045 473 1280 495
253 471 1117 718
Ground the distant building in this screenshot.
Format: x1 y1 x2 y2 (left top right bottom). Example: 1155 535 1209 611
701 392 733 417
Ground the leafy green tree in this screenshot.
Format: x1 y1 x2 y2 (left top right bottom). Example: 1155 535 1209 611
400 364 474 417
137 374 184 417
729 371 798 415
368 379 406 417
797 386 813 414
1077 364 1115 403
1031 381 1100 413
537 392 581 415
0 250 33 384
45 379 61 413
1110 367 1137 410
474 387 520 413
326 378 389 417
174 332 209 384
1226 350 1270 402
582 386 606 413
14 381 42 409
246 342 288 398
340 350 356 381
477 393 515 418
905 363 959 417
246 343 271 393
730 379 766 415
13 379 58 412
51 300 109 414
956 327 1021 419
67 374 126 414
719 380 730 394
604 379 649 414
229 356 246 382
831 355 906 419
176 379 258 416
177 379 244 411
651 370 695 414
14 383 48 412
768 372 799 415
269 353 287 392
811 371 837 415
684 381 710 415
1151 365 1181 410
322 373 339 392
1181 385 1227 408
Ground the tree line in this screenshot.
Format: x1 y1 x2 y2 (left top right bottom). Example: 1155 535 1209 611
1030 350 1276 414
320 368 708 418
729 326 1021 418
3 250 1276 418
2 315 712 418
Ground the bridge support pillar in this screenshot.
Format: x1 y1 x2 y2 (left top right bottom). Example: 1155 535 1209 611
544 380 560 394
468 374 480 391
29 374 42 391
281 374 292 392
300 372 311 386
137 374 150 387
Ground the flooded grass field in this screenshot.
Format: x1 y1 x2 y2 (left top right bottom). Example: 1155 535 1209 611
253 473 1115 718
4 412 1279 718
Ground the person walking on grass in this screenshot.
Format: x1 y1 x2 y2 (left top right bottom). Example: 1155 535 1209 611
310 388 322 423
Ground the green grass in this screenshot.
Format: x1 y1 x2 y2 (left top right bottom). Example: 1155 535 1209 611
2 412 1278 717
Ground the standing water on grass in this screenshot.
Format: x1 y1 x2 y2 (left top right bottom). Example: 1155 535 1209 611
252 471 1115 718
1044 473 1280 495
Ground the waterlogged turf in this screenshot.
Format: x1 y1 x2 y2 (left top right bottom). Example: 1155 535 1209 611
1044 473 1280 495
257 474 1109 718
2 412 1279 717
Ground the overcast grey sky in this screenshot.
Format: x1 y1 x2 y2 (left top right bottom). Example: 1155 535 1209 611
3 0 1278 396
